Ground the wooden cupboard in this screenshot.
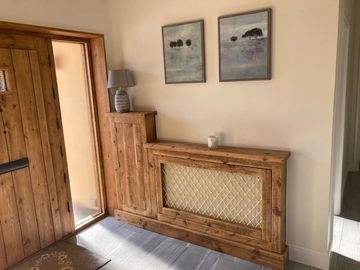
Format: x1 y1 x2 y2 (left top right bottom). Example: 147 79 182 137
114 131 290 269
108 112 157 217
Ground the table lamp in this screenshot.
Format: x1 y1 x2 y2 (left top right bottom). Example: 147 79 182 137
107 69 135 112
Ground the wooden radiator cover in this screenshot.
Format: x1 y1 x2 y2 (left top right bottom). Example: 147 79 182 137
114 140 290 270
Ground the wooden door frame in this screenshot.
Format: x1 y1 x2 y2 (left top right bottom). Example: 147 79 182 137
0 21 113 229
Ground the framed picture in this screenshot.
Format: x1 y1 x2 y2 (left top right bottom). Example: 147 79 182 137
162 20 206 84
218 8 271 81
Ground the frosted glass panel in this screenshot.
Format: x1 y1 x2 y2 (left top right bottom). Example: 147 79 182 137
52 41 101 226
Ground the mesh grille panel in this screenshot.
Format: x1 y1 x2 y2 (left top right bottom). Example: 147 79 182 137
162 163 263 228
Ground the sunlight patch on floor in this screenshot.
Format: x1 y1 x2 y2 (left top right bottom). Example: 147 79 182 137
332 216 360 262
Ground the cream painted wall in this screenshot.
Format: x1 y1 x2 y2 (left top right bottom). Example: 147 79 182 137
106 0 339 268
0 0 111 55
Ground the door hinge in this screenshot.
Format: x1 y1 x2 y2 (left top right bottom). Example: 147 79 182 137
67 202 71 212
48 54 52 66
59 146 63 157
63 172 67 183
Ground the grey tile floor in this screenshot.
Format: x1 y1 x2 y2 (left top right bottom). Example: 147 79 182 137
329 170 360 270
68 217 318 270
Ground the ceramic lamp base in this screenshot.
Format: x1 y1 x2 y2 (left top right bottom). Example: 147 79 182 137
114 89 130 113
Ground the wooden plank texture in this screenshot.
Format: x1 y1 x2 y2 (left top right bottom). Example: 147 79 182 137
144 141 290 163
0 48 41 257
11 49 55 248
91 38 116 214
29 50 63 240
0 110 25 266
39 38 74 236
0 224 7 269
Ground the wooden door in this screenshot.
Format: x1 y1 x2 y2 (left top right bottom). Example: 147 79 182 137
109 112 156 217
0 35 74 269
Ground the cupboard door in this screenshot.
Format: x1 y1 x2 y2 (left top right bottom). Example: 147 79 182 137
154 155 273 251
113 122 149 214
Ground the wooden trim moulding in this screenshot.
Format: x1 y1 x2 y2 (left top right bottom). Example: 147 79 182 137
144 140 290 164
0 21 103 39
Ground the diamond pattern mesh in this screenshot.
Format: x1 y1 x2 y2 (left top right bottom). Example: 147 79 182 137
162 163 263 228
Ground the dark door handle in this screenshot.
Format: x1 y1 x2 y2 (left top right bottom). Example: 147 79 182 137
0 158 29 175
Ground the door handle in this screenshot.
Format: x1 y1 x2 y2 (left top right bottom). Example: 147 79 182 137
0 158 29 175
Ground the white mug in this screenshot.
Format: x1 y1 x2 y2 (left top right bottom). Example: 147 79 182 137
207 136 218 149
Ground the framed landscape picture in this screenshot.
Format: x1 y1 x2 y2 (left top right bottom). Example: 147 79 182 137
218 9 271 81
162 20 206 84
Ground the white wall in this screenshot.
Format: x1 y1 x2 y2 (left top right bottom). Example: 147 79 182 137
106 0 339 268
0 0 111 55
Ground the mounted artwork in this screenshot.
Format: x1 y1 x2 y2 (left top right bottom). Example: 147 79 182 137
218 9 271 81
162 20 206 84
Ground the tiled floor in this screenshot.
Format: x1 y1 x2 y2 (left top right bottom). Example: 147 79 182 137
330 170 360 269
332 216 360 261
73 204 99 226
67 217 318 270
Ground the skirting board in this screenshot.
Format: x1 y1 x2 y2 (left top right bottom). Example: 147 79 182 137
289 244 330 269
114 209 288 270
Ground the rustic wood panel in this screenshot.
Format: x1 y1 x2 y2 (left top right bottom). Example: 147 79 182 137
144 141 290 164
0 109 25 267
271 165 287 253
0 48 41 257
0 173 25 265
12 49 56 247
0 117 24 265
29 50 63 240
38 38 74 236
109 112 157 217
0 224 7 269
91 38 116 214
0 33 35 50
0 21 103 39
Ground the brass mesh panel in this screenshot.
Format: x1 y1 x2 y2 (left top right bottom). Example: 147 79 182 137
162 163 263 228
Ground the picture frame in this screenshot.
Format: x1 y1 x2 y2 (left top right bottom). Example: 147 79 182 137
162 19 206 84
218 8 272 82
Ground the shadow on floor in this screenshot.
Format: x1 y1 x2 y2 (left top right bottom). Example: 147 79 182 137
331 252 360 270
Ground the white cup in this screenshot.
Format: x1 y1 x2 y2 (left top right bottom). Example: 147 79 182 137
207 136 218 149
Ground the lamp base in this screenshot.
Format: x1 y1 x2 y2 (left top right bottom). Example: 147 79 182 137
114 89 130 113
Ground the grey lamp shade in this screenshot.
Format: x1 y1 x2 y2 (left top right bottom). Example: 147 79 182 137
107 69 135 88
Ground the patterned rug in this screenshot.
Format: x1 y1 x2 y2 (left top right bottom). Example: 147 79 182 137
8 241 110 270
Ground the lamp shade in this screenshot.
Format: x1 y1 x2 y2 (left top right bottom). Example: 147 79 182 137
107 69 135 88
